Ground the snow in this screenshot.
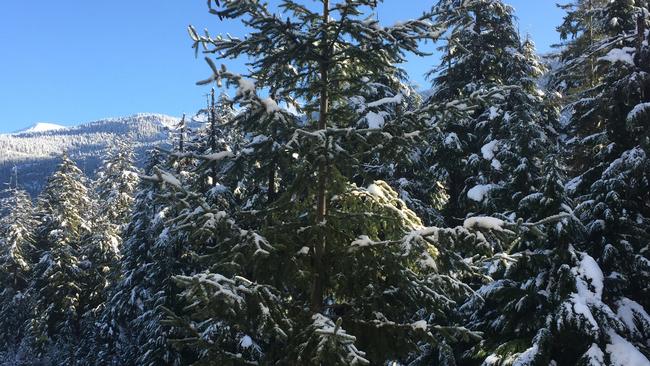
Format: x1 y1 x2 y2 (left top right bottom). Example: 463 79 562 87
261 97 280 113
159 171 182 188
483 355 501 365
297 246 310 255
491 159 502 170
411 320 427 331
575 253 604 300
367 93 403 108
463 216 505 231
366 111 385 129
351 235 374 247
419 252 436 269
404 131 420 138
567 292 599 331
487 106 500 120
616 298 650 336
15 122 66 134
239 335 253 349
513 344 539 366
367 183 386 199
598 47 635 66
444 132 461 148
565 176 582 193
627 102 650 122
467 184 497 202
564 253 604 331
584 344 605 366
606 331 650 366
480 140 500 170
236 78 256 96
202 151 234 161
481 140 498 160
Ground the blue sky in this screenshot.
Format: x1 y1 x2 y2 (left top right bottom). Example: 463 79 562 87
0 1 564 133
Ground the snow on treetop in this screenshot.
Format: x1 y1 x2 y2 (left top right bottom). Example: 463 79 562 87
481 140 498 160
574 253 604 300
202 150 234 161
365 111 385 129
627 102 650 122
598 47 635 66
366 183 386 199
366 93 403 108
606 330 650 366
584 344 605 366
261 98 280 113
467 183 497 202
615 298 650 338
411 320 428 331
236 78 256 96
239 335 253 349
463 216 505 231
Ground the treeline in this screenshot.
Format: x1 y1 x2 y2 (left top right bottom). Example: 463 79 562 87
0 0 649 365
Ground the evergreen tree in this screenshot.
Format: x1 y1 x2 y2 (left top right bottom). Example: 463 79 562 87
0 188 35 360
554 0 648 178
158 0 517 364
564 0 650 312
96 149 192 366
24 155 92 363
463 157 650 365
94 140 140 230
76 142 139 363
553 0 609 97
471 1 650 363
427 0 559 224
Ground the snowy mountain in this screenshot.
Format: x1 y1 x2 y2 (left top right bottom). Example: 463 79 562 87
0 113 180 196
15 122 67 134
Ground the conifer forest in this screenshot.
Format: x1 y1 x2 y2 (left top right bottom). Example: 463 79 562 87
2 0 650 365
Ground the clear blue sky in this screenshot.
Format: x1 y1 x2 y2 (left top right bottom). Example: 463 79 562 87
0 1 564 133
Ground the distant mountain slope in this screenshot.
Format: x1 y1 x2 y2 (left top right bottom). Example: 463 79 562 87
15 122 67 134
0 113 180 196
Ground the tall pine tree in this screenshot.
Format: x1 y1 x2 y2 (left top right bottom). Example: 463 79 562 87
25 155 92 363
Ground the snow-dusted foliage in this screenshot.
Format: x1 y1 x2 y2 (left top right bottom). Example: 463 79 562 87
424 0 560 226
22 155 93 363
0 188 35 357
0 1 649 365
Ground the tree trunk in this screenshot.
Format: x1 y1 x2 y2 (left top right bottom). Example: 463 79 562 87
636 1 645 60
210 88 218 185
311 0 329 313
179 114 186 153
588 0 595 87
268 158 276 202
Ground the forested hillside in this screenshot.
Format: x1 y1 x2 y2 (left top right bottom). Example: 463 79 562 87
0 114 179 196
0 0 649 365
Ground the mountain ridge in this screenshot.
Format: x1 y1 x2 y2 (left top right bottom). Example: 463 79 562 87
0 113 181 196
13 122 67 134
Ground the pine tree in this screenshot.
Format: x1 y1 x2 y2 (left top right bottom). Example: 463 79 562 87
462 155 650 365
554 0 609 96
427 0 559 224
94 140 140 230
24 154 92 363
554 0 648 179
179 89 242 198
144 0 532 363
565 0 650 307
95 149 193 366
497 1 650 363
76 142 139 364
0 187 35 358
